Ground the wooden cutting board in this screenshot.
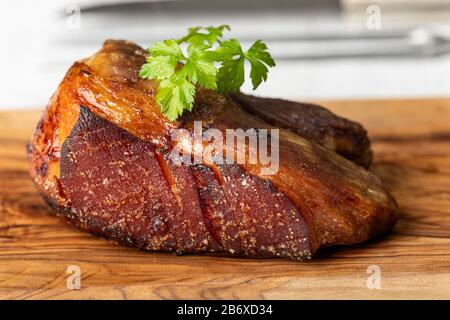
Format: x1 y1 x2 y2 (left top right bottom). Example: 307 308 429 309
1 98 450 300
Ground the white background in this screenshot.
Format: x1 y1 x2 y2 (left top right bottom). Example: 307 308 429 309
1 0 450 110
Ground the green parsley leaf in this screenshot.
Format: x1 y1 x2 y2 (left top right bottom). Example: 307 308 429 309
183 56 217 90
217 57 245 93
139 40 184 80
179 25 230 46
139 25 275 120
245 40 276 89
148 40 184 59
140 37 218 120
205 25 230 44
139 55 178 80
215 38 275 92
215 39 246 92
157 76 196 121
215 38 243 60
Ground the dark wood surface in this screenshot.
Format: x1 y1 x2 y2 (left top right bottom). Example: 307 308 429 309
1 98 450 299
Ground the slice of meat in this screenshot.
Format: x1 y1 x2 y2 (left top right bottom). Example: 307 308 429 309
28 39 398 260
59 106 311 259
231 93 373 168
60 106 219 252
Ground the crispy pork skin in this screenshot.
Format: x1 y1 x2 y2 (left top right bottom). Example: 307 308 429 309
27 40 398 260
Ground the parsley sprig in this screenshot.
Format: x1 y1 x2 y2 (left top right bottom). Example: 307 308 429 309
139 25 275 121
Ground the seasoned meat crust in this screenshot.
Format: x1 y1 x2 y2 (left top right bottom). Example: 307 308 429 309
27 40 398 260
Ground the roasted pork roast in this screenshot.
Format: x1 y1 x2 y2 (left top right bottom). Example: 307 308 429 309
28 40 398 260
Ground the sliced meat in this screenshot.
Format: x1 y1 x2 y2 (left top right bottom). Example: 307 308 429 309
59 106 311 259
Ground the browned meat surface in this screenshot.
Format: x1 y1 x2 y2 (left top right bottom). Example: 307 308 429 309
27 40 398 260
231 93 373 168
59 107 311 258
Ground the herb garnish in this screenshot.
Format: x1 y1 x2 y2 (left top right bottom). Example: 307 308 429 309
139 25 275 121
